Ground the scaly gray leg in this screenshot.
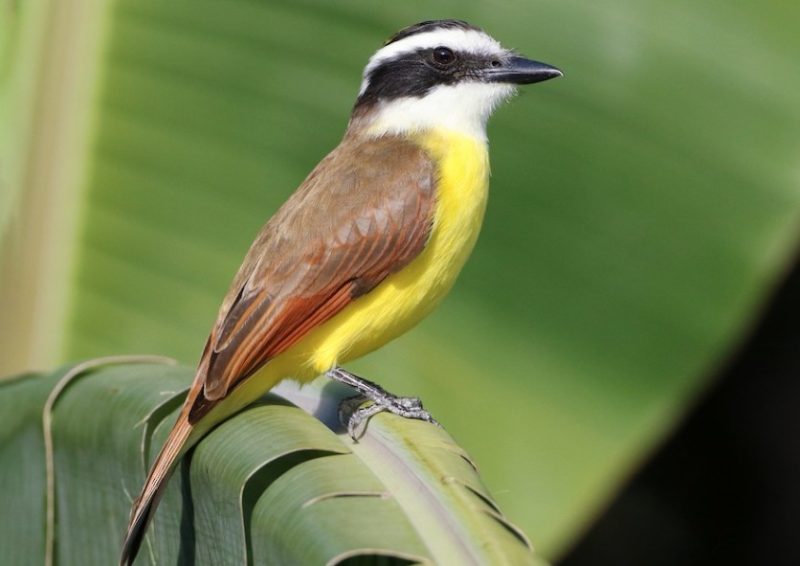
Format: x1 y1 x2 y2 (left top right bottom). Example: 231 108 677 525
326 366 439 440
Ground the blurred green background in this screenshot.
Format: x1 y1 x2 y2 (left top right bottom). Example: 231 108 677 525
2 0 799 560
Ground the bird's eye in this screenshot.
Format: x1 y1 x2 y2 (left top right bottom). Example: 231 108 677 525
432 47 455 65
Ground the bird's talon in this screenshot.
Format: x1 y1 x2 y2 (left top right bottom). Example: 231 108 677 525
394 396 424 410
337 394 367 428
336 390 440 441
344 402 385 440
331 367 441 440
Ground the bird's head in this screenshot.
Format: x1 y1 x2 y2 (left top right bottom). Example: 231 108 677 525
351 20 562 141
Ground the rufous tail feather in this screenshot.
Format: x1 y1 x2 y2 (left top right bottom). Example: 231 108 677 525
119 381 204 566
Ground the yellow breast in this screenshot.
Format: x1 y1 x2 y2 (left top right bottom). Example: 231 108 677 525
272 129 490 379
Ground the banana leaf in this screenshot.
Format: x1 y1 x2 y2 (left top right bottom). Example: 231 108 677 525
1 359 542 565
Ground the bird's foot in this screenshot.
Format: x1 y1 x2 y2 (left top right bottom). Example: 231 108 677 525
327 367 439 440
338 393 439 440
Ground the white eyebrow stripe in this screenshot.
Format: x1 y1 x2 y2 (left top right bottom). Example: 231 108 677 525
359 28 504 95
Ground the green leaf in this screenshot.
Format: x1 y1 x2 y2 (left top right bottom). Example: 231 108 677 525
0 370 58 566
1 361 542 565
3 0 800 558
47 358 185 565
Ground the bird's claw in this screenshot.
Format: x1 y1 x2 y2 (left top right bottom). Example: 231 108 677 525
338 393 440 441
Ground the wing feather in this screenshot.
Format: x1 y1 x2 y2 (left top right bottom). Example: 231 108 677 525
193 135 436 416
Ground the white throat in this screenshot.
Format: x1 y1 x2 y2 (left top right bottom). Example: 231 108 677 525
364 82 515 141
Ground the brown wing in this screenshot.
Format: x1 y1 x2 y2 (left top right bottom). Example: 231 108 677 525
190 135 436 420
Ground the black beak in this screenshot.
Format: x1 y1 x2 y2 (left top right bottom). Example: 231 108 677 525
484 55 563 85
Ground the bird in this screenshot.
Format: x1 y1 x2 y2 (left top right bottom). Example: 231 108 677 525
120 19 561 565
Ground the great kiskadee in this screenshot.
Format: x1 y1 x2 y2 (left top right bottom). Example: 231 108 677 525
121 19 560 565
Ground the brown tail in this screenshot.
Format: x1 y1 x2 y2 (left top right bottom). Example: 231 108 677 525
120 382 204 566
